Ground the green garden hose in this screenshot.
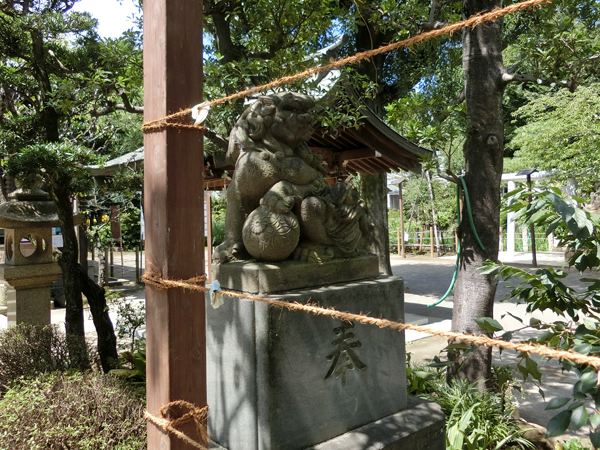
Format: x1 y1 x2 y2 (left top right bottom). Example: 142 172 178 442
459 177 486 252
427 177 485 307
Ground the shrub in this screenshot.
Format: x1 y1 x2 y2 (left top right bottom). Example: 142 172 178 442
424 378 534 450
0 324 91 392
212 219 226 246
558 439 593 450
405 353 445 396
89 206 141 251
0 372 146 449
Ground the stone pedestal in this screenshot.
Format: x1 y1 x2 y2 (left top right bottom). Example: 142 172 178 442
6 286 50 326
206 271 414 450
0 262 62 326
308 396 445 450
212 254 380 294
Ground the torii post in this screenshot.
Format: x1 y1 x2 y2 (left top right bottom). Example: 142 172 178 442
143 1 206 449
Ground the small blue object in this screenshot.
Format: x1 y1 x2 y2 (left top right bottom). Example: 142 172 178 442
209 280 224 309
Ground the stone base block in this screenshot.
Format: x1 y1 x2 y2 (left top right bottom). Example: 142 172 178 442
208 396 445 450
308 396 445 450
212 254 379 294
7 286 51 326
206 276 407 450
0 261 62 289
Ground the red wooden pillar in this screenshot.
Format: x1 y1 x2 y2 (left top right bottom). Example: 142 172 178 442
143 1 206 449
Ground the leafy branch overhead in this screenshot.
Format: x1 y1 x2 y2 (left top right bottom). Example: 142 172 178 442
0 1 143 154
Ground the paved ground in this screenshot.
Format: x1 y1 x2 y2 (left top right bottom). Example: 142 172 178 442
0 249 592 444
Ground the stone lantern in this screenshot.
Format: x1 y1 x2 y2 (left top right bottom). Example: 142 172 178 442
0 180 68 326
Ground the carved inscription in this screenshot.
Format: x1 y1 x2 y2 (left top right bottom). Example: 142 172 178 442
325 320 367 385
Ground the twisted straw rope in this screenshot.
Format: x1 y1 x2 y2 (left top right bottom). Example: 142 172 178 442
141 0 552 132
142 269 600 370
145 400 209 450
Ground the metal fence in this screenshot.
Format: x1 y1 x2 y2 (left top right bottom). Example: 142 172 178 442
389 228 457 255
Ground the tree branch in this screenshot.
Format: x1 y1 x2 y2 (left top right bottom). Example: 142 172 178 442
46 49 71 74
90 92 143 117
421 0 445 32
118 91 143 113
204 127 228 151
501 72 575 90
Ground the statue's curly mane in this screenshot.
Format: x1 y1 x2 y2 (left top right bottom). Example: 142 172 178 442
226 93 314 164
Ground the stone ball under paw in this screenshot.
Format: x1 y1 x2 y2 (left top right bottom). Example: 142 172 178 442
242 205 300 262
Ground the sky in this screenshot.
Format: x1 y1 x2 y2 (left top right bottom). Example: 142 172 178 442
72 0 140 38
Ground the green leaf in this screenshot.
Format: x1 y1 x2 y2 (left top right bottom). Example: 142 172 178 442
473 317 504 333
504 311 524 324
546 410 572 438
594 390 600 410
525 357 543 382
446 343 473 352
518 364 530 381
589 412 600 429
501 331 514 341
428 360 454 368
545 397 571 410
590 430 600 449
479 263 501 275
530 317 542 326
571 405 589 430
573 343 592 355
574 372 597 396
584 318 598 330
536 330 555 344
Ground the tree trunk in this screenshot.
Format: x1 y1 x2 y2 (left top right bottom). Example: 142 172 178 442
352 16 396 277
425 170 441 256
53 184 90 370
77 263 118 373
448 0 505 387
358 172 392 275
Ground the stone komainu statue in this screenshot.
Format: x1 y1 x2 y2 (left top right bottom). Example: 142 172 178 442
212 92 372 264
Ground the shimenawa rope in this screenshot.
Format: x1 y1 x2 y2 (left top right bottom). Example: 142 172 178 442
145 400 209 450
141 0 553 133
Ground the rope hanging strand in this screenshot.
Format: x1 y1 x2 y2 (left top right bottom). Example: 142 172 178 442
141 269 600 370
141 0 553 132
145 401 210 450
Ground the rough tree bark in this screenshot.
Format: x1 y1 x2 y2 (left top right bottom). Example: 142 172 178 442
448 0 504 386
354 17 395 277
53 183 90 370
77 263 118 373
357 172 393 275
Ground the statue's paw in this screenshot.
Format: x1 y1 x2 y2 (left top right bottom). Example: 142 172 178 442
292 246 310 262
260 191 292 214
231 241 251 261
212 243 231 264
212 240 248 263
292 243 334 264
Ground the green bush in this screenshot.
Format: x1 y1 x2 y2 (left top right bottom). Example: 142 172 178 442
120 207 142 250
212 219 226 246
0 372 146 449
90 206 141 251
558 439 593 450
0 324 91 392
405 353 445 396
424 378 534 450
